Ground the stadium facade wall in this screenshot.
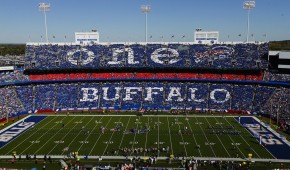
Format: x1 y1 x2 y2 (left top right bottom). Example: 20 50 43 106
0 80 289 120
24 43 269 70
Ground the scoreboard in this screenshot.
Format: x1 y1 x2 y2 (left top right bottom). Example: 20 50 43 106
75 31 99 45
194 30 219 44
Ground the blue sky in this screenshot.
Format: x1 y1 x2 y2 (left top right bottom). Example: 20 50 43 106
0 0 289 43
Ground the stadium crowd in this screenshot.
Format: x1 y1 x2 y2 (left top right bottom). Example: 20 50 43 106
264 70 290 82
0 82 289 124
0 42 289 134
25 43 268 69
0 70 29 82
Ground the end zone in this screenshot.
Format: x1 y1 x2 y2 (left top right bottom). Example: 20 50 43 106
0 115 47 148
236 116 290 159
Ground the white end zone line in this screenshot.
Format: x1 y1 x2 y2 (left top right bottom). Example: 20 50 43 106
252 116 290 147
233 117 274 159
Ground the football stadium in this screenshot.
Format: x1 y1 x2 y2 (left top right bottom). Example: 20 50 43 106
0 1 290 170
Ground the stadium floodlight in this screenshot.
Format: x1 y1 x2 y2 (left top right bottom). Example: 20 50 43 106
243 0 255 43
39 3 51 43
263 34 267 42
141 5 151 43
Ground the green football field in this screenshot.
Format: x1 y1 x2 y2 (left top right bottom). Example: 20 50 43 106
0 115 274 159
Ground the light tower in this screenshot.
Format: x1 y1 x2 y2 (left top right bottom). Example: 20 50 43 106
243 0 255 43
39 2 51 43
141 5 151 43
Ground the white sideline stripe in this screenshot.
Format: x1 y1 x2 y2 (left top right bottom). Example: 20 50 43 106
1 155 290 163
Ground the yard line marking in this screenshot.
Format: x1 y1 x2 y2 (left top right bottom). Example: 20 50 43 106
144 117 149 157
19 116 70 155
52 117 102 155
157 116 160 157
176 119 188 157
35 117 83 154
193 117 216 157
178 124 187 157
101 117 122 156
88 117 113 155
76 116 105 153
213 117 246 158
40 116 85 155
204 117 231 157
129 117 141 156
212 117 244 158
116 116 132 156
4 116 58 155
224 117 261 158
166 117 174 155
60 116 95 155
185 117 202 157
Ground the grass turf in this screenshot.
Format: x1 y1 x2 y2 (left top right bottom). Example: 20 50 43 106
0 115 273 159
